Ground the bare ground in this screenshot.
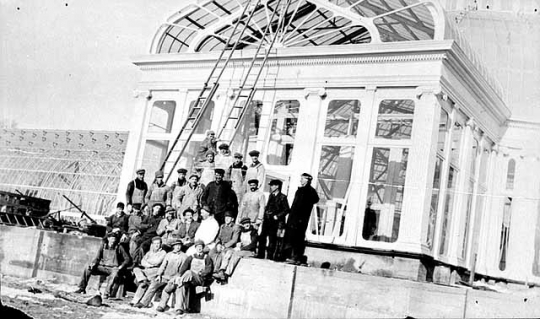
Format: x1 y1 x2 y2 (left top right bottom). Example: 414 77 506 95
0 276 217 319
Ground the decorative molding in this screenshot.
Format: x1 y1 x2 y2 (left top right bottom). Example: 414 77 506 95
415 85 443 99
304 87 327 99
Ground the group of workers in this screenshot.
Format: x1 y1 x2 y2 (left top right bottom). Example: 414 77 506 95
73 143 319 315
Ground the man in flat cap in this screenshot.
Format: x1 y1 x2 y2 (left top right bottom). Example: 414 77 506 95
229 152 248 202
145 170 171 209
285 173 319 265
238 179 265 229
245 150 265 190
258 179 289 260
201 168 238 225
157 207 181 247
126 168 148 207
215 143 234 179
173 174 205 220
169 168 188 210
212 211 241 282
199 150 216 187
106 202 129 235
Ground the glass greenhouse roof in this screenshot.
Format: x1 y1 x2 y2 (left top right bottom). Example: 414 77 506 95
152 0 440 54
0 129 128 216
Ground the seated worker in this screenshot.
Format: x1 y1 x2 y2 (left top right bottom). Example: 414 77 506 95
186 206 219 254
213 217 258 283
127 203 145 257
158 240 213 315
134 203 164 261
74 232 131 298
172 208 200 250
130 236 166 306
106 202 129 235
134 239 187 309
157 207 180 248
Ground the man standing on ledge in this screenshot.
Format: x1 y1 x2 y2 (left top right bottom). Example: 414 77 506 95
258 179 289 260
201 168 237 225
245 150 265 189
285 173 319 265
126 168 147 207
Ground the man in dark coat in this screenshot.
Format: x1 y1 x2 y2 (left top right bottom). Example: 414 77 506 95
285 173 319 265
106 202 129 235
201 169 238 225
257 179 289 260
126 168 148 206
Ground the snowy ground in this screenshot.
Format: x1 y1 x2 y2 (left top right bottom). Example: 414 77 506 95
0 276 218 319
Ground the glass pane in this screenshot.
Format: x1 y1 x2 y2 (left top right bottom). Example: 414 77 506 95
141 140 170 178
506 159 516 190
324 100 360 137
230 100 263 156
438 109 449 153
148 101 176 133
499 197 512 270
311 146 355 237
375 100 414 140
363 147 409 242
450 123 463 164
188 100 215 135
439 166 457 255
267 100 300 166
427 157 442 250
461 181 474 258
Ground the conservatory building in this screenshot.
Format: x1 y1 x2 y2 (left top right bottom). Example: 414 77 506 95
118 0 540 285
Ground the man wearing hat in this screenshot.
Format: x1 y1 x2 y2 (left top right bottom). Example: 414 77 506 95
238 179 265 229
145 170 171 209
285 173 319 265
131 236 166 306
157 206 181 247
173 174 205 216
257 179 290 260
195 130 218 165
132 203 164 264
160 239 213 315
228 152 248 202
212 212 242 282
75 232 131 298
137 239 187 309
169 168 188 209
106 202 129 235
199 150 216 187
215 143 234 178
173 208 200 250
201 168 238 225
192 205 220 247
245 150 265 190
126 168 148 206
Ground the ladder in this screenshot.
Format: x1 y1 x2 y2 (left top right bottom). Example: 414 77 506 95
217 0 290 150
161 0 264 183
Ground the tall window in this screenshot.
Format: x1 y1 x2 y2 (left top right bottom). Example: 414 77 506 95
148 101 176 133
375 100 415 140
438 109 449 153
311 146 355 237
506 159 516 190
324 100 360 137
142 140 170 178
499 197 512 270
461 139 479 259
427 157 442 250
439 166 457 255
450 122 463 164
188 100 215 135
267 100 300 166
363 147 409 242
230 100 263 156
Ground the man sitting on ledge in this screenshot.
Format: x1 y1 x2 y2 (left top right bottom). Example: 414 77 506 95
74 232 131 298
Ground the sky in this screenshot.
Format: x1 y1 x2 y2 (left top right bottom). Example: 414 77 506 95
0 0 191 131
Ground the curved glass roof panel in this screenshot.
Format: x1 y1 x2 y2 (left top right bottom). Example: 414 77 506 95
0 129 127 216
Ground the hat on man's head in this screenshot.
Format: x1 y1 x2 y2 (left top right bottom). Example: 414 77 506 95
136 168 145 174
194 239 205 248
165 206 176 214
247 179 259 185
153 203 164 210
240 217 251 225
301 173 313 181
201 205 212 213
132 203 141 210
182 208 195 216
224 211 235 218
218 143 229 150
116 202 125 209
106 231 120 239
177 168 188 174
214 168 225 176
170 239 183 247
205 150 216 157
248 150 260 157
206 130 215 136
155 170 164 178
269 179 283 187
152 236 162 242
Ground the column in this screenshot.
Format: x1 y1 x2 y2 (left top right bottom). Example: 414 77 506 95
394 86 441 254
116 90 152 204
